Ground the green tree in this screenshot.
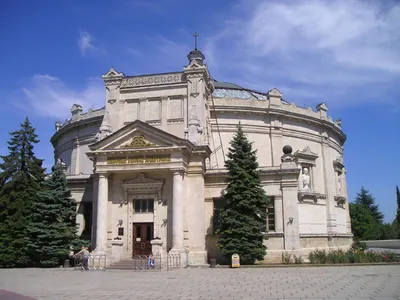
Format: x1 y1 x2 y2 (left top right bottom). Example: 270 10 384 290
216 123 269 264
0 118 46 267
26 163 78 267
349 203 377 240
396 186 400 225
355 187 383 224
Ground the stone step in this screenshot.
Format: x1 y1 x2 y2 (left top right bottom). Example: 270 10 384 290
108 259 160 270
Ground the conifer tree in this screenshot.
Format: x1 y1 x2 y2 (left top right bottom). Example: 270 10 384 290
216 123 269 264
355 187 383 224
0 118 46 267
26 163 78 267
396 186 400 225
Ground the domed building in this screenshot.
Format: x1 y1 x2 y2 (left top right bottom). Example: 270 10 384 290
51 47 352 265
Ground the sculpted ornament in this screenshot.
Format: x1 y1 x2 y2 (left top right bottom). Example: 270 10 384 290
121 136 155 148
302 167 311 191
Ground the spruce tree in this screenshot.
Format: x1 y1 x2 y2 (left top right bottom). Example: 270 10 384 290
216 123 269 264
0 118 46 267
26 163 78 267
355 187 383 224
396 186 400 225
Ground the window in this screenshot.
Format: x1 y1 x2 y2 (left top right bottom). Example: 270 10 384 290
134 199 154 213
213 198 227 234
266 197 275 232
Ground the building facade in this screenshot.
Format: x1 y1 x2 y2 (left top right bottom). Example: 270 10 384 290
51 48 352 265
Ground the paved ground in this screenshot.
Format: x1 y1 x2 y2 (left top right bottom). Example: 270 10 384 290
1 265 400 300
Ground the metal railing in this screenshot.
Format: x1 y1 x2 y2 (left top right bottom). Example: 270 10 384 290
73 254 106 271
132 254 162 271
130 253 184 271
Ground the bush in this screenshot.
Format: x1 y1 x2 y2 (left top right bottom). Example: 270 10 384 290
307 248 400 264
282 252 292 264
293 254 303 264
351 241 368 252
309 249 327 264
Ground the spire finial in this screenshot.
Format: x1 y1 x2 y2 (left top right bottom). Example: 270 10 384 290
193 32 198 50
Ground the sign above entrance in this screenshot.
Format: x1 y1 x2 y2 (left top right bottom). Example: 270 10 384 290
107 156 171 165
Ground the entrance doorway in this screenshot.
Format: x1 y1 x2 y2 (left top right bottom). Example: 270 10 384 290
132 223 153 257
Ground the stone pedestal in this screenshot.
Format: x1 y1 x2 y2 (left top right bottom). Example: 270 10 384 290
110 241 124 264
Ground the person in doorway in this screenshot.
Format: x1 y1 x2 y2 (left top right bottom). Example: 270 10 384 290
148 254 156 269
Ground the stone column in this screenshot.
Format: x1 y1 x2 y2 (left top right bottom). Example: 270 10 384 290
280 145 301 251
91 175 99 247
96 173 108 253
171 170 184 251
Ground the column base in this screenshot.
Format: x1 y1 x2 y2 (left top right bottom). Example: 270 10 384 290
188 250 208 266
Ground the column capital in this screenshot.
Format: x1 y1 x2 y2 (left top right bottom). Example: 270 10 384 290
98 172 108 179
171 168 185 176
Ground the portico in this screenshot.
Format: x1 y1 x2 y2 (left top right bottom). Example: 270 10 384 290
86 120 211 265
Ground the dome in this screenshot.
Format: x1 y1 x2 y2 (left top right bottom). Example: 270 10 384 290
212 80 288 103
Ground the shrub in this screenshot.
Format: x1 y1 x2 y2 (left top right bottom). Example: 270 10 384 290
281 252 292 264
351 240 368 252
293 254 303 264
308 249 327 264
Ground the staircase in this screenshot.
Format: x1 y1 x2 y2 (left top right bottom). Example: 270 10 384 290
108 258 160 270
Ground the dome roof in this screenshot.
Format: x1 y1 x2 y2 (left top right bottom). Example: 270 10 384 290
212 80 269 100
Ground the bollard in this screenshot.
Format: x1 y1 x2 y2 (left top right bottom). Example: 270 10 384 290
210 259 216 268
64 259 70 268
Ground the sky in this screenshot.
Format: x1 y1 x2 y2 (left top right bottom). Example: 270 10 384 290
0 0 399 223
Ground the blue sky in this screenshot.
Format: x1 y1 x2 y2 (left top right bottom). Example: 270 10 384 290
1 0 399 222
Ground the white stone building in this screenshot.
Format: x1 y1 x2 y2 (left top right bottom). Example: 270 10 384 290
51 47 352 265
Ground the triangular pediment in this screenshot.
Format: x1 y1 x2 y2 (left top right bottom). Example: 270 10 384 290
89 120 191 152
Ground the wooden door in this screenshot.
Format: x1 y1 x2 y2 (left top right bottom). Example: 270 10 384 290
132 223 153 257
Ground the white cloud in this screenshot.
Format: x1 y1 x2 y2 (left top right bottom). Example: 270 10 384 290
205 0 400 107
77 31 106 57
20 74 105 119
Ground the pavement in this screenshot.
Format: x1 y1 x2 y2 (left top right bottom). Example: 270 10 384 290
0 265 400 300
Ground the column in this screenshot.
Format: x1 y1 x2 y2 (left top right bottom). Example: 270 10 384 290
171 170 184 251
96 173 108 253
91 175 98 247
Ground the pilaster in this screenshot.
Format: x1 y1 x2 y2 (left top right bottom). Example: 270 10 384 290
273 195 284 234
280 146 301 250
186 157 208 265
321 132 337 234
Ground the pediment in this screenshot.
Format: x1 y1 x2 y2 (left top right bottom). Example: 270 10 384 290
102 67 124 79
89 120 191 152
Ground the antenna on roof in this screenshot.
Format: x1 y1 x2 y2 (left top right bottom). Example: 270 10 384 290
193 32 198 50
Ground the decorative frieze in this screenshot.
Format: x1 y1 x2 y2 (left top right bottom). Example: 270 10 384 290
121 73 184 88
298 191 327 203
107 156 171 165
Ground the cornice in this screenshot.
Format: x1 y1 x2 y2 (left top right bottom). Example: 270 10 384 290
51 115 103 145
210 104 346 144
